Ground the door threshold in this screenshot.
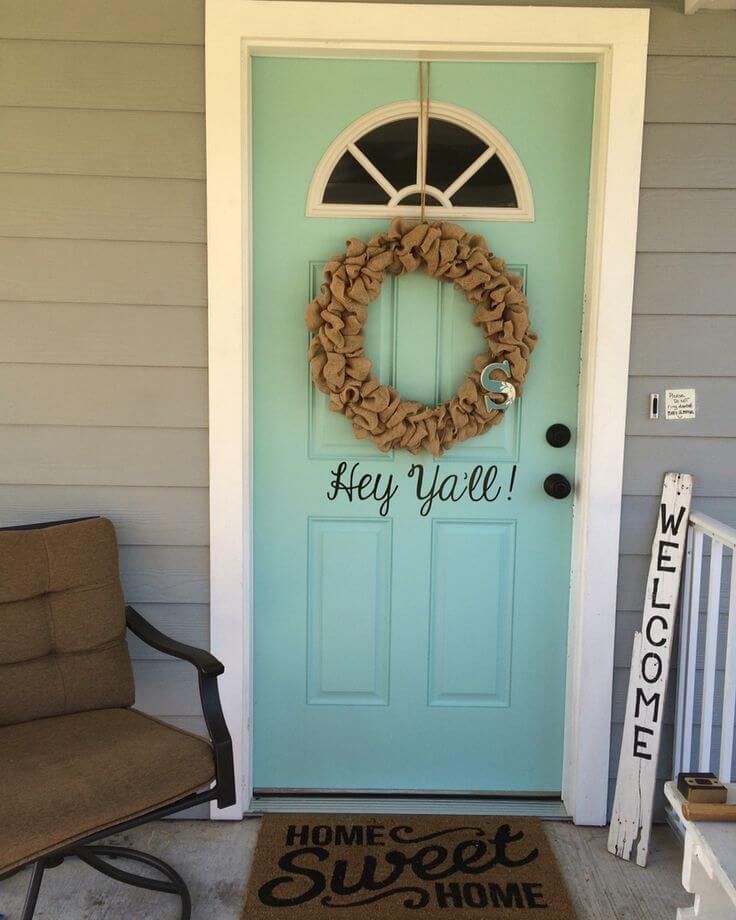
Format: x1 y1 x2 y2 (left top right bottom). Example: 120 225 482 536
250 794 569 819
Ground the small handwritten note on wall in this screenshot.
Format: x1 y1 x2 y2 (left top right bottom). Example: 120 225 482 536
608 471 693 867
665 389 696 420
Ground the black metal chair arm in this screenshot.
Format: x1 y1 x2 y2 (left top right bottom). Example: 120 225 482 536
125 605 224 677
124 605 236 808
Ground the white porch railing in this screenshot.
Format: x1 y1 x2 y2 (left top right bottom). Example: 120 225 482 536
674 511 736 782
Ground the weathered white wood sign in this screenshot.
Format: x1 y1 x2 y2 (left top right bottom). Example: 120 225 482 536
608 471 694 867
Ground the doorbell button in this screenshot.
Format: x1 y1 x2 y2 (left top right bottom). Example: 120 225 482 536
546 424 571 448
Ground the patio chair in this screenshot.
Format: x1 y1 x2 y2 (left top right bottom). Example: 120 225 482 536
0 516 235 920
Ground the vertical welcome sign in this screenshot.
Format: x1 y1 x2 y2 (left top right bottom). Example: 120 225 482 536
608 472 693 867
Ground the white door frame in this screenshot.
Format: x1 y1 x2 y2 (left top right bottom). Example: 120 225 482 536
204 0 649 824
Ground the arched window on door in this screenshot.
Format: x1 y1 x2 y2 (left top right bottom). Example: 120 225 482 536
306 101 534 221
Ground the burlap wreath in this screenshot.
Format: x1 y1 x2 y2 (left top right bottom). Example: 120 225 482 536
305 218 537 457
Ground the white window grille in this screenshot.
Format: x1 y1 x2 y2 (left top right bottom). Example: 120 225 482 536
306 101 534 222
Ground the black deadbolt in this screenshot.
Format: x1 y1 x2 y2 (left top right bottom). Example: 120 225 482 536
544 474 572 500
546 424 571 448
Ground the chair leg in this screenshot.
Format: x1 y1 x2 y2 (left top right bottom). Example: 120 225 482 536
72 845 192 920
20 860 47 920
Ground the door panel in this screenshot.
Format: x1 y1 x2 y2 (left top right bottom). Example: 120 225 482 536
306 517 392 706
428 520 514 707
252 57 595 793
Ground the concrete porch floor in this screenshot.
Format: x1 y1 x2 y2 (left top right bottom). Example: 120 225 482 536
0 820 691 919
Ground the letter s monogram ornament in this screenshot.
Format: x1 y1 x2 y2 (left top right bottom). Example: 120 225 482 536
480 360 516 412
305 219 536 457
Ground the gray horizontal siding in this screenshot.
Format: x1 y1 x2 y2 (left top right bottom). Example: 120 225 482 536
612 8 736 815
1 0 204 44
646 4 736 56
0 303 207 365
646 56 736 123
629 316 736 375
134 660 205 717
0 109 205 178
0 40 204 111
637 189 736 253
0 174 206 242
641 125 736 188
127 604 209 659
0 240 207 304
119 545 209 604
7 0 735 53
0 427 208 486
623 438 736 496
634 253 736 314
0 5 210 793
0 365 207 427
0 485 208 544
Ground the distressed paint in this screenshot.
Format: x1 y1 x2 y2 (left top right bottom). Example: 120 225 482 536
608 472 693 866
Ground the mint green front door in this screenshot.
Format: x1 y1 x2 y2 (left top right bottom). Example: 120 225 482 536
252 58 594 793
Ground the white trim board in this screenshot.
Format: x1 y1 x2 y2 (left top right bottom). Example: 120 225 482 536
204 0 650 824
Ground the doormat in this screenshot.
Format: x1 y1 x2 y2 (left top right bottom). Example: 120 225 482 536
242 814 576 918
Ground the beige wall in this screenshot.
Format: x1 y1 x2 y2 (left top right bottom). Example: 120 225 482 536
1 0 735 813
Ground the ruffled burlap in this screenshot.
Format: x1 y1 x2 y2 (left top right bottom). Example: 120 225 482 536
305 218 537 457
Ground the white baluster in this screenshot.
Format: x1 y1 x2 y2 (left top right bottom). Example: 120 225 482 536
683 528 704 772
674 525 695 777
699 539 723 772
719 553 736 783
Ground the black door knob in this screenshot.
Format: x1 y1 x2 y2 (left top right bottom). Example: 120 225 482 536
544 474 572 499
546 424 571 448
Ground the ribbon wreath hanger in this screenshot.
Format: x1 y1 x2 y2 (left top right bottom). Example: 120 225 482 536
305 65 537 457
418 61 430 220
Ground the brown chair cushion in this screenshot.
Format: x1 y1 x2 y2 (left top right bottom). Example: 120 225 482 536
0 517 134 725
0 708 215 873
